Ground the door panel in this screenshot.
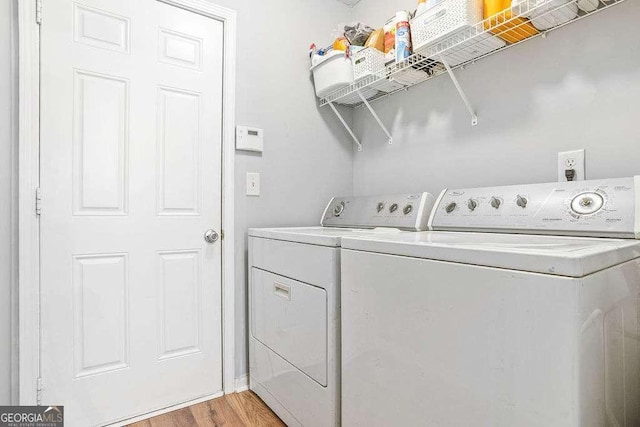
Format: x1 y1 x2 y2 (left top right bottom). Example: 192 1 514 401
40 0 224 425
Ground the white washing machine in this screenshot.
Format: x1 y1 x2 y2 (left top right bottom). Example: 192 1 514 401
341 177 640 427
248 192 436 427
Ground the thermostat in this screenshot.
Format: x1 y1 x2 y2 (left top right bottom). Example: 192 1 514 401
236 126 263 152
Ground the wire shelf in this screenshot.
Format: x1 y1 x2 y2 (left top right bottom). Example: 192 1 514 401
319 0 626 108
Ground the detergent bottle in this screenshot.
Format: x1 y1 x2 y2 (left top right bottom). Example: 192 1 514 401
483 0 538 43
395 10 411 63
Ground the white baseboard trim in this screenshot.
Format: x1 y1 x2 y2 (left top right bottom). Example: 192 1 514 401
235 374 249 392
106 391 224 427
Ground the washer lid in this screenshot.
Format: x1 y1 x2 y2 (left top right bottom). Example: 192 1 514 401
249 226 407 247
341 231 640 277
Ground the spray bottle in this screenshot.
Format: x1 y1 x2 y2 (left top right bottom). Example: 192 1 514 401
395 10 411 63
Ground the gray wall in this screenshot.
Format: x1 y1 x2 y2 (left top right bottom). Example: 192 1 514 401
349 0 640 196
0 0 17 406
206 0 354 379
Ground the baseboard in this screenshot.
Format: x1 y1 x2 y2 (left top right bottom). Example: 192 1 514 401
235 374 249 392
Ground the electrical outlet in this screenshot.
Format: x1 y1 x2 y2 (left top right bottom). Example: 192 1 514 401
558 149 585 182
246 172 260 196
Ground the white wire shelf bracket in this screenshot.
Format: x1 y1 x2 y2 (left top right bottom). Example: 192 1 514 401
439 55 478 126
318 0 627 115
357 91 393 144
328 102 362 151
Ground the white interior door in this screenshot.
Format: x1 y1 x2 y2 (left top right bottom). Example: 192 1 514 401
40 0 224 425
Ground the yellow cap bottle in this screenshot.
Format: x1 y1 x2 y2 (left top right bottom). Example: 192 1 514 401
417 0 428 15
483 0 538 43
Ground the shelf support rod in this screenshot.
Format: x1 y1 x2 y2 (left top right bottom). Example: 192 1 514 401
439 55 478 126
328 101 362 152
357 90 393 144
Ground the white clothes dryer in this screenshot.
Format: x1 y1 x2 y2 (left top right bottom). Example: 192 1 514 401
248 192 436 427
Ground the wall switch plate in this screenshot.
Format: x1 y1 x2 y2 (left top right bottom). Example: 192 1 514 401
558 149 585 182
236 126 264 152
246 172 260 196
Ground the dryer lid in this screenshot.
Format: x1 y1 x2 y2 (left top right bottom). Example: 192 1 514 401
341 231 640 277
249 226 407 247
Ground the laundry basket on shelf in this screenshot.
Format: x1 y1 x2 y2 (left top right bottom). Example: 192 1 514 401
310 50 354 98
511 0 578 30
411 0 505 65
352 48 406 94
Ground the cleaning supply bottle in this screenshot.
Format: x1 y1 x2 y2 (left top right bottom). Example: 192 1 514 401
483 0 538 43
395 10 411 63
416 0 428 15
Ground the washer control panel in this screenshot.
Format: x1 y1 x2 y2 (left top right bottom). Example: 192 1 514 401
430 177 640 238
321 192 437 231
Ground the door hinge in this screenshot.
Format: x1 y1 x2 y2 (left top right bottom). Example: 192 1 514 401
221 230 225 240
36 377 44 405
36 0 42 25
35 188 42 216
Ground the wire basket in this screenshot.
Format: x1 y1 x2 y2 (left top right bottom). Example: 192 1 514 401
353 48 386 82
411 0 484 54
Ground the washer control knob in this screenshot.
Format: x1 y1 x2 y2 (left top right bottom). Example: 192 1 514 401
445 202 457 214
376 202 385 213
333 202 345 216
467 199 478 211
571 192 604 215
516 195 528 208
403 204 413 215
389 203 399 213
490 197 502 209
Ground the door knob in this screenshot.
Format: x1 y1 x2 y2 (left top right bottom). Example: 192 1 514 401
204 229 219 244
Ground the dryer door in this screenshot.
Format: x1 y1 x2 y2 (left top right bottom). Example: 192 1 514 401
251 268 328 386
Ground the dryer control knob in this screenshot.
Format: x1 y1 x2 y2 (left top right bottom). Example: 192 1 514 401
333 202 345 216
389 203 399 213
467 199 478 211
403 205 413 215
445 202 457 214
376 202 385 213
490 197 502 209
516 195 528 208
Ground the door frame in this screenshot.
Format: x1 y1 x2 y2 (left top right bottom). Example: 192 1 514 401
18 0 237 404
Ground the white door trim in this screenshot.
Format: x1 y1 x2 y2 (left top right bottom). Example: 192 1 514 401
17 0 41 405
18 0 237 403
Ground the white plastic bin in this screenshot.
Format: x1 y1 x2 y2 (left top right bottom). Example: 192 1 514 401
310 51 354 98
353 48 386 82
411 0 483 54
511 0 578 30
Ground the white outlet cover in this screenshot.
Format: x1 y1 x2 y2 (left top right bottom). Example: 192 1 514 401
558 149 585 182
246 172 260 196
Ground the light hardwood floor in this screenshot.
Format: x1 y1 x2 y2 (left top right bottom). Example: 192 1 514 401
129 391 286 427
